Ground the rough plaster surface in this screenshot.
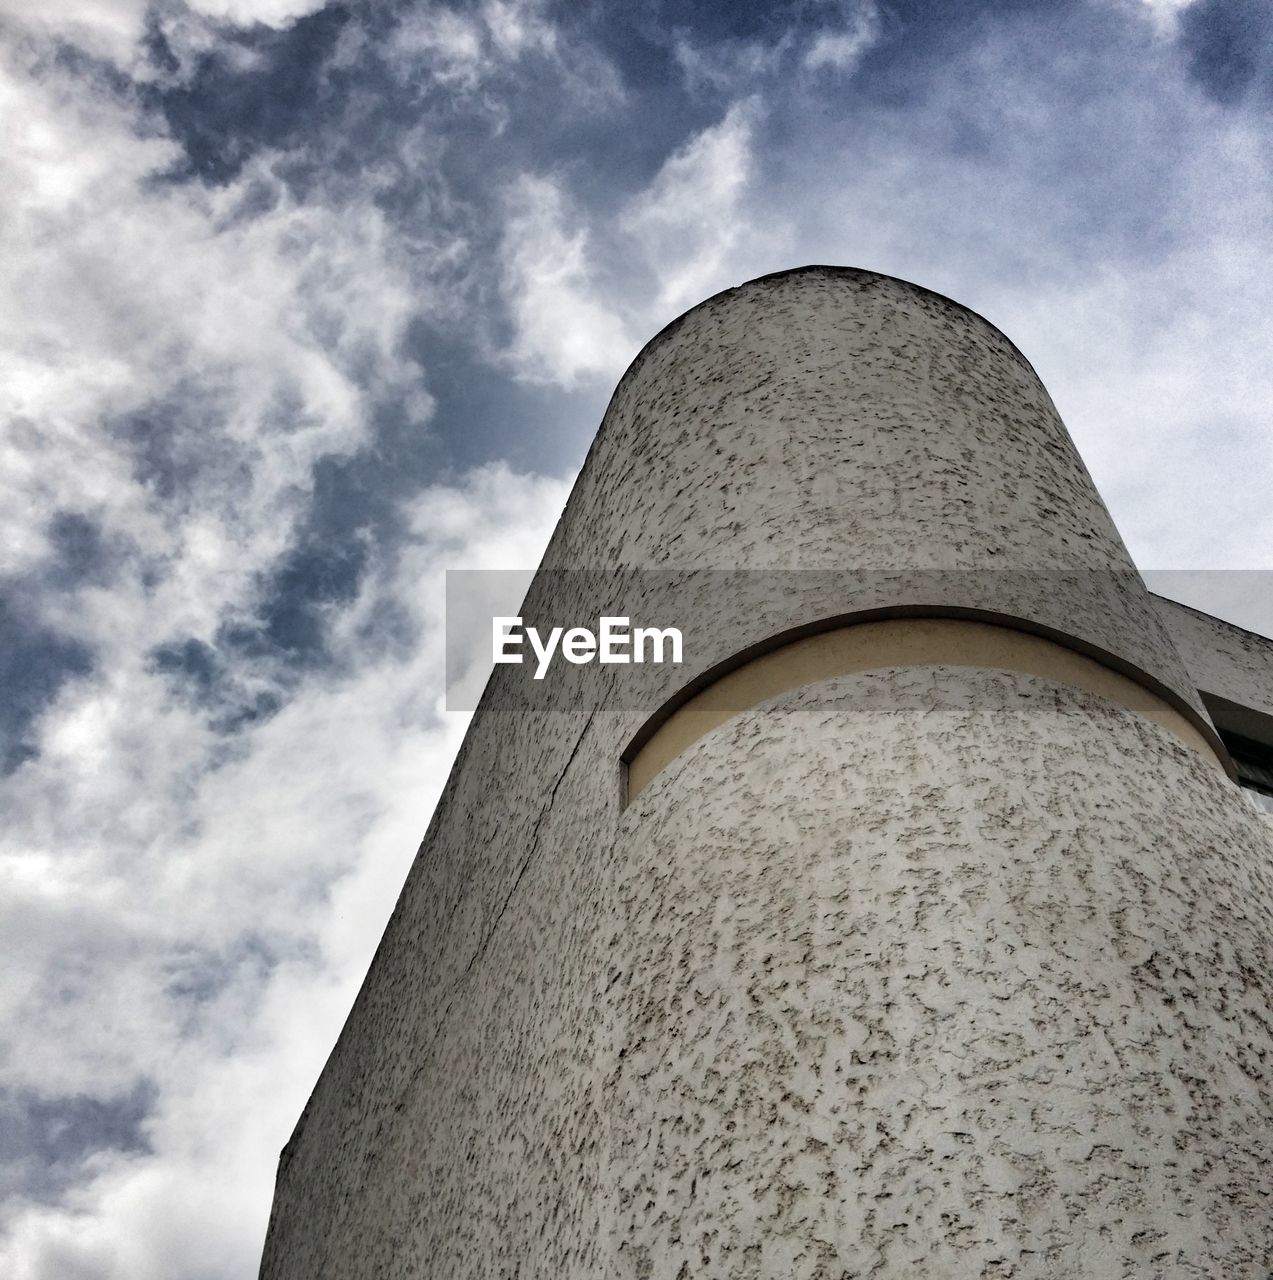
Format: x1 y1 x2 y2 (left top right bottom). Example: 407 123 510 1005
258 268 1273 1278
610 671 1273 1279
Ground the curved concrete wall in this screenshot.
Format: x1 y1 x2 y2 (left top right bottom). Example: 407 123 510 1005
258 268 1273 1278
611 667 1273 1277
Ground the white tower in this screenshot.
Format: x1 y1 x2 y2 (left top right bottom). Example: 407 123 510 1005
260 268 1273 1278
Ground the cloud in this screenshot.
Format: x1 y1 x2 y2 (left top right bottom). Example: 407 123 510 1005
187 0 332 28
669 0 880 94
498 174 639 386
0 38 423 635
1130 0 1203 37
803 1 879 72
672 29 793 94
0 0 153 66
389 5 491 89
619 99 766 318
0 0 332 70
387 0 617 109
0 10 546 1276
498 101 770 387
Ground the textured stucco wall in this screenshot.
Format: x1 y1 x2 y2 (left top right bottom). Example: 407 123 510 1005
609 669 1273 1279
258 268 1273 1278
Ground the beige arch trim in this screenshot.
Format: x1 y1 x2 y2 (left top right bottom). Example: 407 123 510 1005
623 617 1226 804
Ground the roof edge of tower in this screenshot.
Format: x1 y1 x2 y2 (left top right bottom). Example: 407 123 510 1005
618 264 1044 394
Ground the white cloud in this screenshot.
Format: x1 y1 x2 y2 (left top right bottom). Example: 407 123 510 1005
387 0 615 103
0 38 417 637
390 6 488 89
0 20 533 1279
671 1 879 93
499 175 639 386
186 0 331 27
0 0 152 66
482 0 557 61
1123 0 1203 37
620 100 767 318
498 102 772 387
673 32 791 93
0 0 330 71
803 1 879 72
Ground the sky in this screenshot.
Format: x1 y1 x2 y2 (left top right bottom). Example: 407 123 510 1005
1 0 1271 1276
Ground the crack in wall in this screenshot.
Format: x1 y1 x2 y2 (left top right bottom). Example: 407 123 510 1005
389 704 599 1108
303 705 601 1278
458 706 598 989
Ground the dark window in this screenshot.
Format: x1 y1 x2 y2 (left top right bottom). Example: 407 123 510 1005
1220 729 1273 816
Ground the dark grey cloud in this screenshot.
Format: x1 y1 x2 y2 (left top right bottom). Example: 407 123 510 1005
111 392 256 506
1179 0 1273 106
145 5 356 184
0 592 94 774
45 515 117 590
149 636 283 732
0 1082 155 1206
